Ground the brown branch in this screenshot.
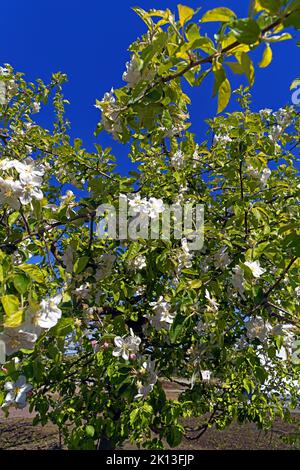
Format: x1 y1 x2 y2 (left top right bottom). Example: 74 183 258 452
160 10 296 84
264 256 298 299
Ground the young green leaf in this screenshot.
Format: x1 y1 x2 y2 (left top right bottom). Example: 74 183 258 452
201 7 236 23
178 4 195 27
259 45 273 68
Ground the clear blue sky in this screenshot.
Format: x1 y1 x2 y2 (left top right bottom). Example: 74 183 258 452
1 0 299 174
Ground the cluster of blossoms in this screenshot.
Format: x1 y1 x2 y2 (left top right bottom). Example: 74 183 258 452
148 296 176 331
176 238 194 276
247 164 272 188
205 289 219 314
112 327 158 400
170 150 185 169
0 294 62 357
128 194 165 219
135 358 158 399
231 260 265 299
122 56 154 88
112 329 141 361
0 158 44 208
213 133 232 146
95 88 123 140
260 106 295 141
0 69 18 106
213 247 231 270
245 316 296 359
129 254 147 271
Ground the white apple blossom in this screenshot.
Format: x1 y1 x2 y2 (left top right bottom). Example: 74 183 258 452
74 283 90 299
32 101 40 113
2 375 32 409
0 66 9 76
18 173 44 205
128 194 149 216
122 56 141 88
148 296 175 331
135 358 158 399
244 260 266 278
95 88 123 140
17 159 45 179
213 133 232 146
122 56 154 88
131 254 147 270
128 195 164 219
176 238 194 273
0 80 6 105
112 329 141 360
214 247 231 270
295 286 300 297
231 265 245 298
147 197 165 219
0 158 25 171
0 177 22 209
201 370 211 381
205 290 219 313
35 294 62 329
60 190 75 217
271 324 295 346
260 168 271 187
246 317 270 342
170 150 185 168
0 327 38 356
259 108 272 118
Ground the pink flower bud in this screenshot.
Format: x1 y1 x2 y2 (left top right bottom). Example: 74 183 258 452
129 353 137 361
102 341 109 350
91 340 98 351
1 367 8 374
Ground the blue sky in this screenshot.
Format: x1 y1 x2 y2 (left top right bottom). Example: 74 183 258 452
1 0 299 175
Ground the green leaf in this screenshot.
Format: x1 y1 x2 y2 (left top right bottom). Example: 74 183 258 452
217 78 231 113
283 10 300 30
1 294 20 316
282 233 300 256
50 318 74 337
4 310 24 328
13 273 30 295
85 425 95 438
169 314 186 343
141 32 168 65
74 256 89 274
189 279 202 289
132 7 153 29
226 61 244 75
18 264 45 283
201 7 236 23
231 18 261 45
178 4 195 26
213 63 226 97
239 52 255 87
255 0 281 13
166 425 183 447
8 212 20 226
259 45 273 68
